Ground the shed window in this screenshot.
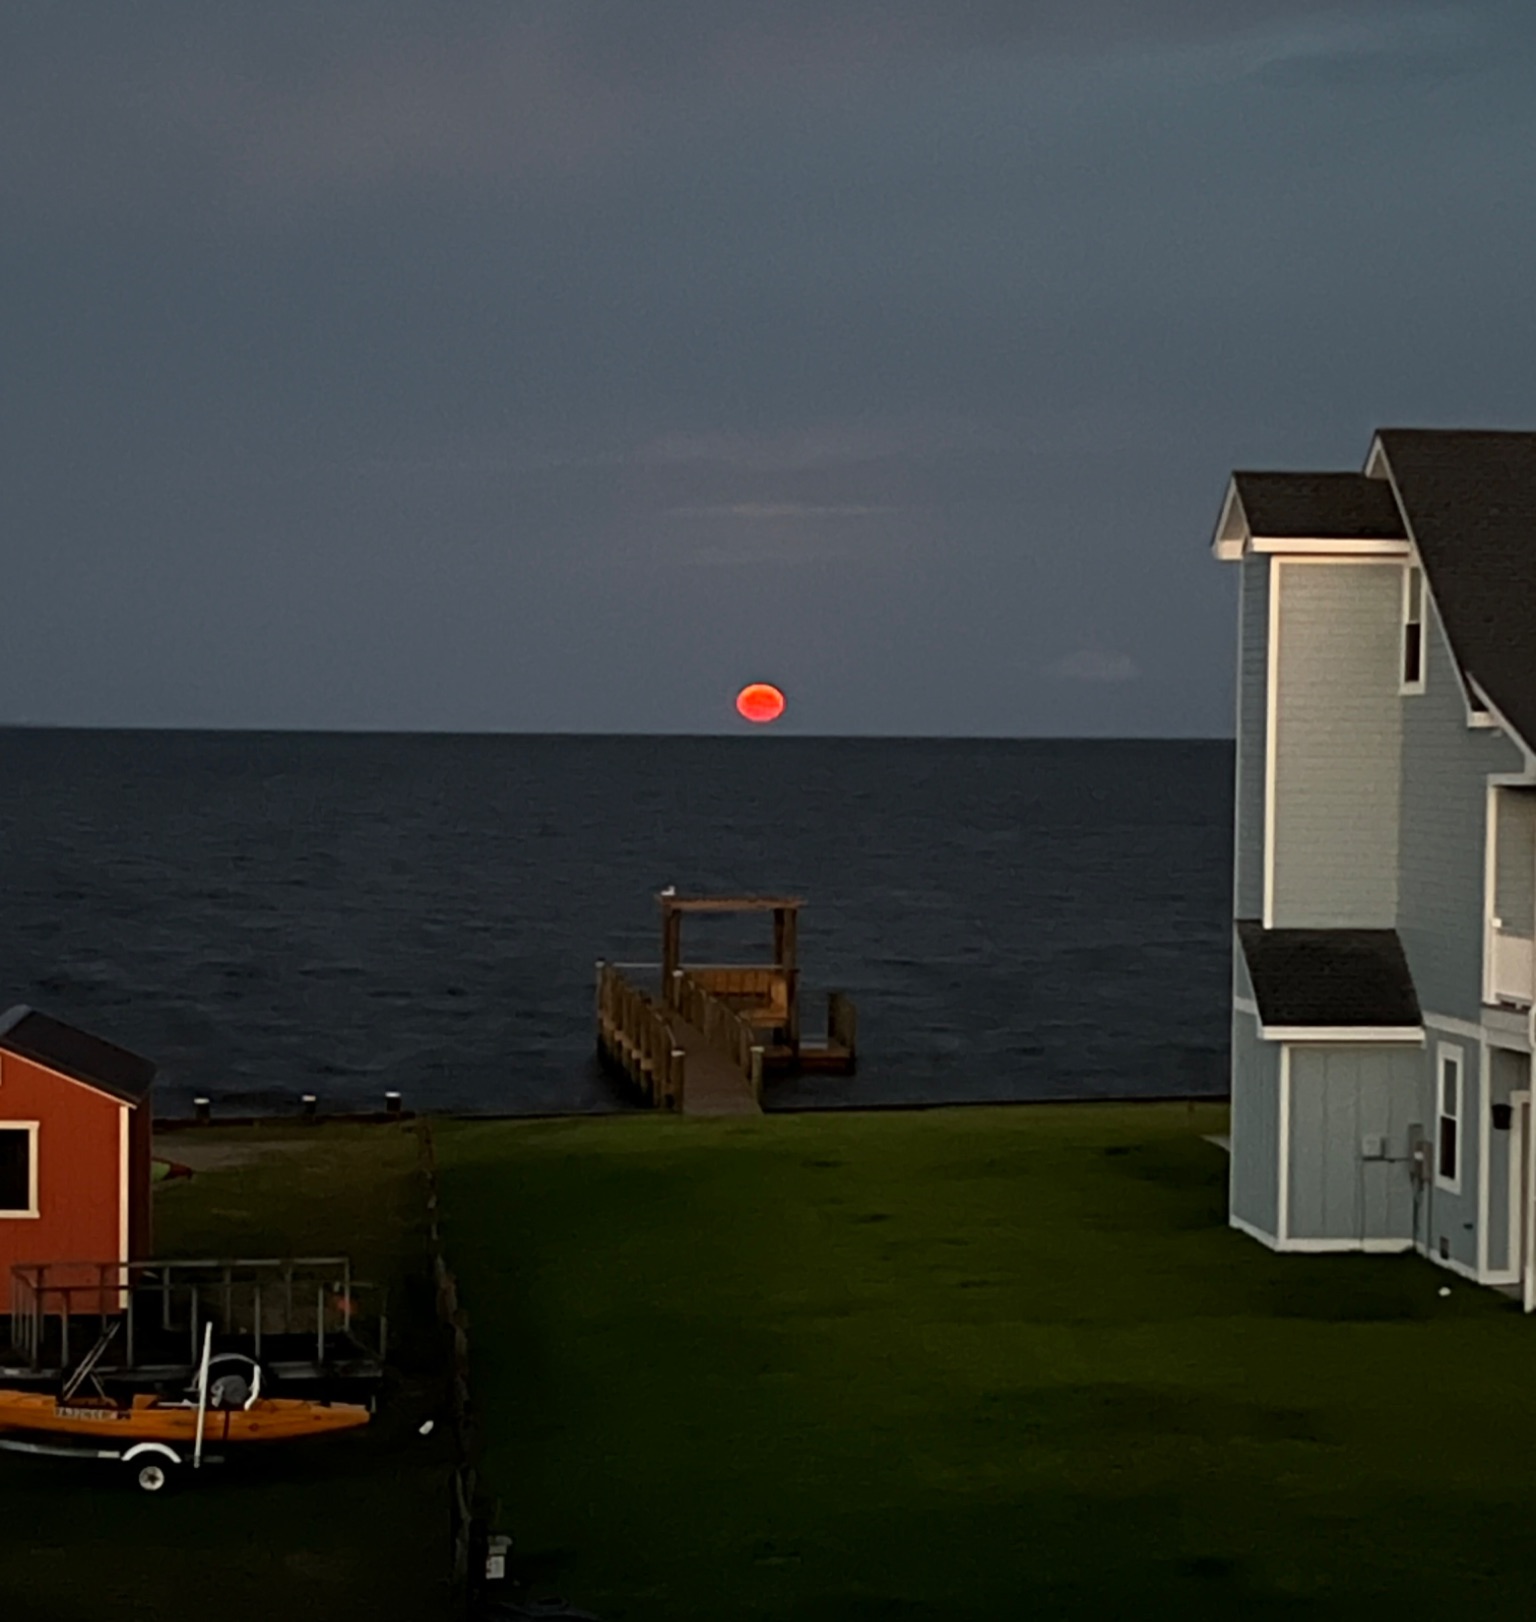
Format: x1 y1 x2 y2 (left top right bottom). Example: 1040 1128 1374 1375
1402 565 1425 690
0 1127 34 1215
1436 1048 1462 1190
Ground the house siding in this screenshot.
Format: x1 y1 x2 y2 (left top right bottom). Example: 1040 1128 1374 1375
1486 1045 1526 1274
1270 561 1403 928
1396 598 1524 1022
1229 1009 1279 1238
1234 555 1269 921
1494 787 1536 937
1285 1045 1418 1243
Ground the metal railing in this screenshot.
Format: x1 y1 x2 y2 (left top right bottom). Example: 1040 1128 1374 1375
7 1256 384 1373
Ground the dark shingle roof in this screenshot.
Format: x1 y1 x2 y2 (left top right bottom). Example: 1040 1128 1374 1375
1236 922 1421 1028
1376 429 1536 750
0 1006 155 1104
1232 471 1406 540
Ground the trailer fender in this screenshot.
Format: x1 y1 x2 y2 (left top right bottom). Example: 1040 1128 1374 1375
123 1442 182 1466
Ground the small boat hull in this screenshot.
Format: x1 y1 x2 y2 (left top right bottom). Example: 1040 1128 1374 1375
0 1389 369 1445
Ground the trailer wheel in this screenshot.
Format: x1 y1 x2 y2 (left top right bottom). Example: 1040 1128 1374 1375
136 1461 170 1493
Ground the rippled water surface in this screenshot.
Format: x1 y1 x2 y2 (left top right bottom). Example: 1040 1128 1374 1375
0 731 1233 1114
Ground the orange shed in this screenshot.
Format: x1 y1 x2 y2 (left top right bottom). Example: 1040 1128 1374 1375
0 1006 155 1317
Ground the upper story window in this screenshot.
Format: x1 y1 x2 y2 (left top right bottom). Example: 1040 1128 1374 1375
1402 565 1425 692
1435 1046 1462 1192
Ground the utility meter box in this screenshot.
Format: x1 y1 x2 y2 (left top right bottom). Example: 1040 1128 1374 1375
1361 1134 1387 1161
485 1534 513 1583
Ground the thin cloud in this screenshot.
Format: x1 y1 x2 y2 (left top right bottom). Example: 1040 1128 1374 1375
666 502 898 519
1048 648 1142 684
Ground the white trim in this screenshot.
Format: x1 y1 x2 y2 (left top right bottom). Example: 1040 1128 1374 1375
1260 1025 1424 1044
1524 1088 1536 1311
0 1120 41 1219
1400 561 1426 695
1277 1045 1291 1244
1250 537 1410 556
1428 1249 1482 1283
1230 1212 1280 1250
1484 779 1500 1007
1435 1042 1465 1194
1481 1081 1526 1283
1212 481 1247 561
1467 675 1505 730
118 1104 130 1261
1460 678 1536 771
0 1053 143 1112
1233 996 1259 1018
1263 558 1281 929
1276 1237 1415 1254
1425 1011 1491 1042
1478 1039 1491 1277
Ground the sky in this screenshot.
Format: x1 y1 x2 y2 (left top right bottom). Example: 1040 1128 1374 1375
3 2 1534 736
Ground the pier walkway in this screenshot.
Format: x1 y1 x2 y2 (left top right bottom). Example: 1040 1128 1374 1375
595 894 856 1117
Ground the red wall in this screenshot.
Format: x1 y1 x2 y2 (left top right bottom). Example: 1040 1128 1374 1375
0 1053 136 1315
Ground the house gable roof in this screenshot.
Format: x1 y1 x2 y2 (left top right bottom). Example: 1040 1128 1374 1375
0 1006 156 1105
1375 429 1536 754
1236 922 1422 1030
1232 472 1406 542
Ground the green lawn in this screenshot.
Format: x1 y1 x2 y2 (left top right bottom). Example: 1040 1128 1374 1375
0 1123 449 1622
437 1103 1536 1619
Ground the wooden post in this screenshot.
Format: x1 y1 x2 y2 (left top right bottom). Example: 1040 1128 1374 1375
750 1045 765 1104
661 906 683 1001
669 1048 685 1111
781 906 800 1055
595 960 607 1055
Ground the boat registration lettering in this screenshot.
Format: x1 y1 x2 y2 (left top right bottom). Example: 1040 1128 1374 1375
54 1405 130 1422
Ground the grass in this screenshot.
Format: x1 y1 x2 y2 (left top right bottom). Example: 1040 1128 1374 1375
436 1102 1536 1620
0 1123 449 1622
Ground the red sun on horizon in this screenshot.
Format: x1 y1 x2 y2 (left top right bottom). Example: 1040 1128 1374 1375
735 682 786 724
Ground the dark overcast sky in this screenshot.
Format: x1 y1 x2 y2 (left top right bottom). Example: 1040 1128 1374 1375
3 2 1533 735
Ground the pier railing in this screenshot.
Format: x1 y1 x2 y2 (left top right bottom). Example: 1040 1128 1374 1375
668 970 765 1104
596 960 684 1109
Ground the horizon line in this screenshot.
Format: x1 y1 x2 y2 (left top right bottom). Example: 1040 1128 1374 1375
0 723 1235 743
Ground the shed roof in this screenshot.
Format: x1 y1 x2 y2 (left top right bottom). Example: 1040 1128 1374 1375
1236 922 1422 1029
1375 429 1536 750
0 1006 156 1105
1232 471 1406 540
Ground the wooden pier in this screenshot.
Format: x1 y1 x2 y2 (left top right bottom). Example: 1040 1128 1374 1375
596 894 856 1117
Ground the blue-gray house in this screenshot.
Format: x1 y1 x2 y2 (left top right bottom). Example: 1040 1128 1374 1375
1216 429 1536 1308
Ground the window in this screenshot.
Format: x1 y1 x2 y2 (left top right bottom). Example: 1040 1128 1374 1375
0 1125 37 1216
1402 565 1425 691
1436 1047 1463 1191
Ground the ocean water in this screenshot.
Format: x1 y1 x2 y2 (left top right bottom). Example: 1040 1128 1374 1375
0 731 1233 1116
